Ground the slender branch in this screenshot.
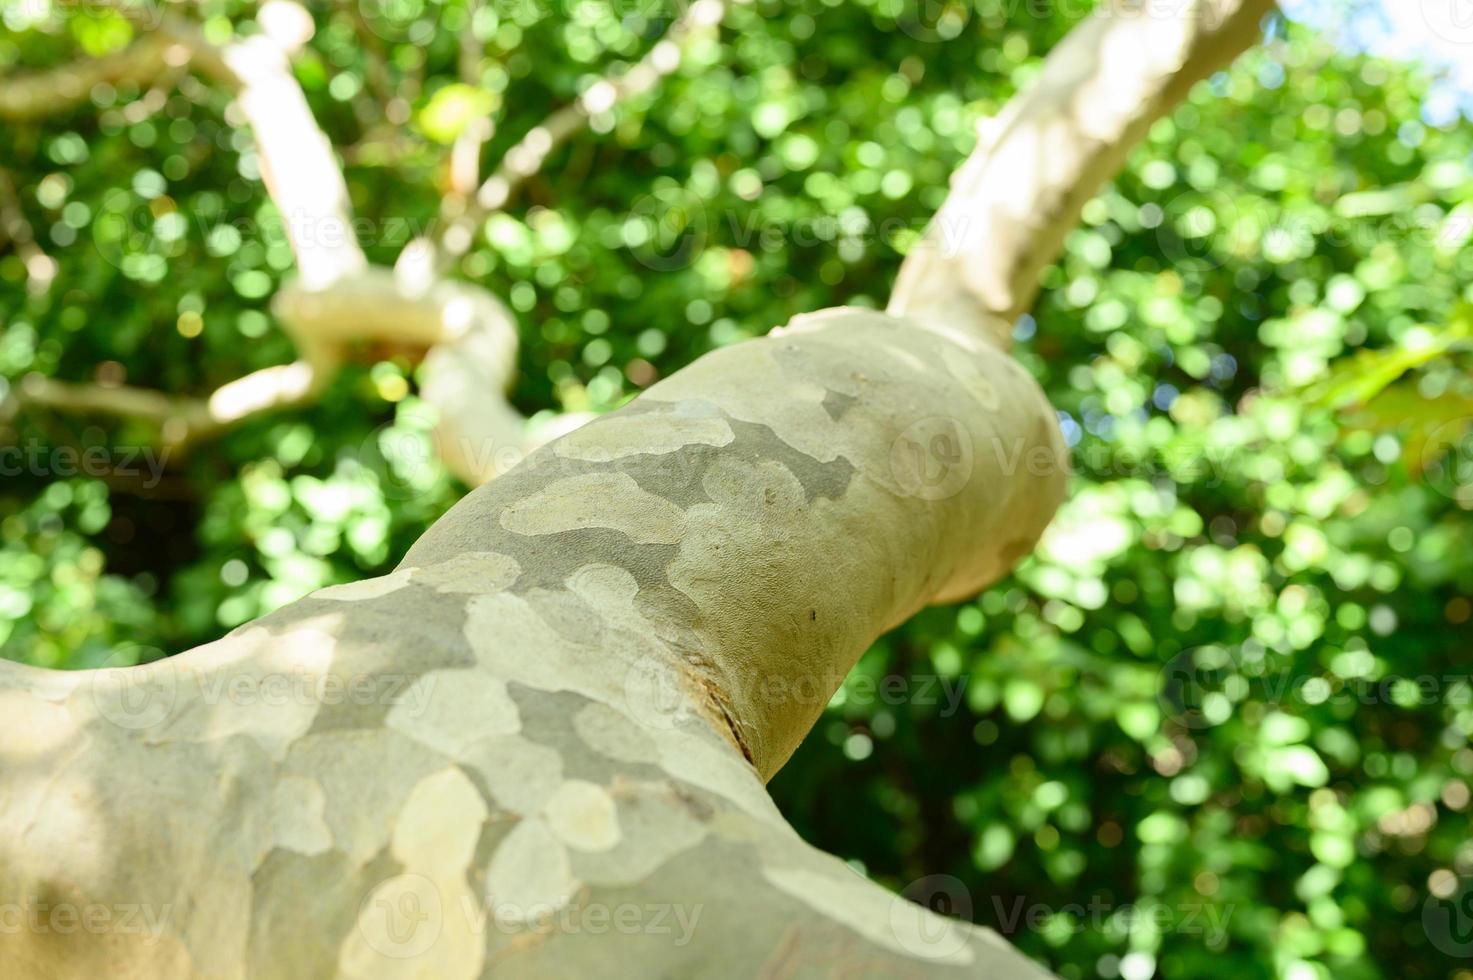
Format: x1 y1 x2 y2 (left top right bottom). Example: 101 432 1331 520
888 0 1278 346
0 33 174 121
17 267 536 480
15 375 212 449
334 0 401 108
14 359 323 452
416 0 727 275
446 10 493 201
0 168 56 294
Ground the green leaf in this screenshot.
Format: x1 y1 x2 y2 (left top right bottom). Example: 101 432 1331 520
1342 377 1473 475
1306 303 1472 411
1003 678 1045 722
1274 745 1329 788
417 84 496 145
69 11 135 58
1115 702 1160 741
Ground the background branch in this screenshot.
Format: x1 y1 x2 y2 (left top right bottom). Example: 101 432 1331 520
415 0 729 276
0 33 175 121
0 167 56 294
888 0 1279 346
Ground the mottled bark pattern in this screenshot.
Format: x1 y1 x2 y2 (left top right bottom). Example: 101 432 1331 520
3 310 1063 977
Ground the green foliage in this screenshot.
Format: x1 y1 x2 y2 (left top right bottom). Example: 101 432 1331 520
3 3 1472 978
417 82 497 143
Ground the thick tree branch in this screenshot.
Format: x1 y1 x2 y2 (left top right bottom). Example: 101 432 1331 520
889 0 1278 345
2 305 1067 978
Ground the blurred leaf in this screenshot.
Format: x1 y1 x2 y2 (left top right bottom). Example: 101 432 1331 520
416 84 496 145
1307 304 1471 411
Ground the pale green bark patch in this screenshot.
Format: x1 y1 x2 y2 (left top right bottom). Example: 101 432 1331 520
315 569 415 601
554 412 735 460
483 816 576 923
386 670 522 755
499 472 689 544
410 552 522 594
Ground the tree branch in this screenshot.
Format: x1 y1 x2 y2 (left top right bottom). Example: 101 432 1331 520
442 11 494 211
220 36 367 288
17 266 547 480
0 33 175 121
418 0 728 274
0 167 56 294
14 360 323 452
889 0 1278 346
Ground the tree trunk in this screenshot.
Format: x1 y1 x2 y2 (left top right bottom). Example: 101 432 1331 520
0 1 1275 975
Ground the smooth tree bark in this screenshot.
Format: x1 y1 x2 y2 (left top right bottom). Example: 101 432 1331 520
0 1 1276 975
